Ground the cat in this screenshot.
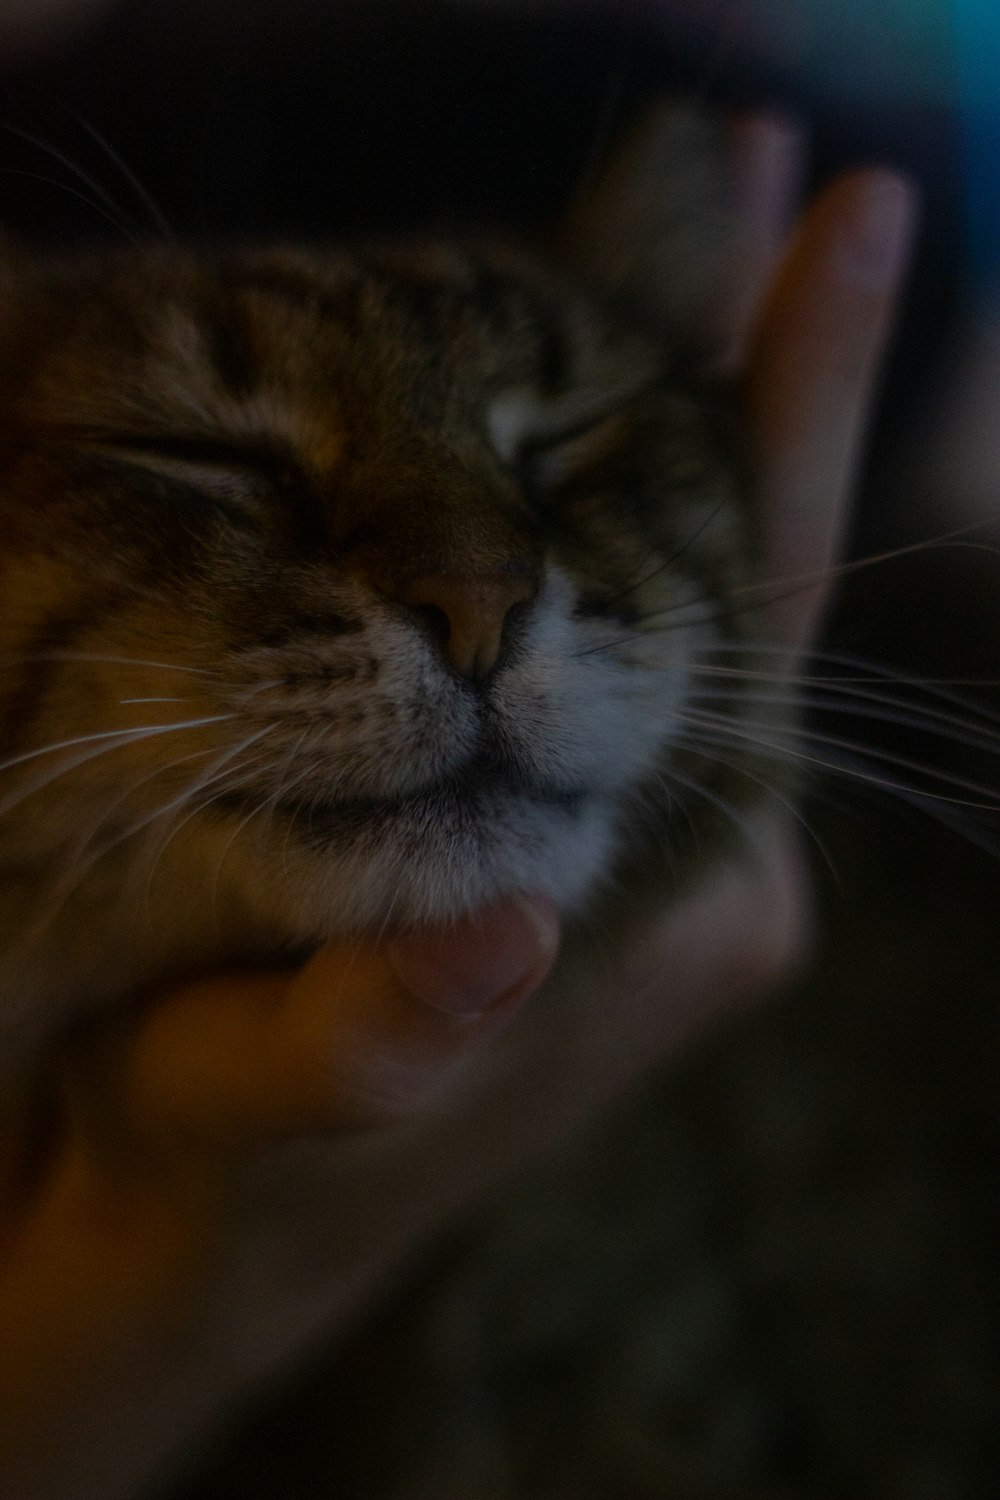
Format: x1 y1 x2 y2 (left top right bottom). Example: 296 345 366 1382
0 107 787 1496
0 106 763 1080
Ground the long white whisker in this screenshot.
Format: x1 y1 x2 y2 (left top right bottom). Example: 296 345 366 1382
71 112 175 242
136 733 280 923
7 742 235 963
686 644 1000 731
668 730 842 887
619 522 1000 637
0 121 144 238
686 683 1000 757
103 727 277 867
680 708 1000 811
599 498 733 614
643 763 770 865
0 715 234 818
0 166 141 243
579 521 1000 660
274 727 329 883
209 733 323 916
0 651 216 676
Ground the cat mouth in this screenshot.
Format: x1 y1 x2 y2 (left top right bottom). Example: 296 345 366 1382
219 764 588 840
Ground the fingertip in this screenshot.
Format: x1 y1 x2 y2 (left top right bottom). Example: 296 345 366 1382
825 169 919 292
386 892 560 1017
714 112 805 369
746 164 919 646
255 895 560 1131
729 112 805 235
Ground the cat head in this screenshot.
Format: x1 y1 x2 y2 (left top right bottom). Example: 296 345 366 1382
0 107 753 1016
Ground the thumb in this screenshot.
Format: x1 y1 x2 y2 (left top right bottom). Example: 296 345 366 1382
119 895 559 1146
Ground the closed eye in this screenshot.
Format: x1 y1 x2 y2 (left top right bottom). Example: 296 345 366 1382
487 386 626 463
520 410 628 490
487 379 658 491
73 431 299 490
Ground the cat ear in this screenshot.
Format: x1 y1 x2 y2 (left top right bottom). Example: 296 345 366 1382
560 101 735 357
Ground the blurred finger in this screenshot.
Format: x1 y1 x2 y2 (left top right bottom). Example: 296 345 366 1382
747 170 918 646
716 114 804 370
117 895 559 1148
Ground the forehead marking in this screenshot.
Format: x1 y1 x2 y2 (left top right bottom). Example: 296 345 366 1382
204 391 347 475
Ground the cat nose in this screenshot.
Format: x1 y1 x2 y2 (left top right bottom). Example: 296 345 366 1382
399 570 537 679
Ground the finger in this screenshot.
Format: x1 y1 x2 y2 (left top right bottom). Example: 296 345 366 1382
747 170 918 647
119 895 559 1148
715 114 804 371
624 809 810 1054
407 811 813 1188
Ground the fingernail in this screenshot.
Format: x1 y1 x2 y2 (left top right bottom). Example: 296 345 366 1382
387 893 560 1016
835 173 917 291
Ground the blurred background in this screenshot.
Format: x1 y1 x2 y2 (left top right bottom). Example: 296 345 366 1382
1 3 998 1496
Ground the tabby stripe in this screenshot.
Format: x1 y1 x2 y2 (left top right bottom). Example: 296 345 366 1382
222 265 365 338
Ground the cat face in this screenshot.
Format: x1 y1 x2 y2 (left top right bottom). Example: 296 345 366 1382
0 239 752 1020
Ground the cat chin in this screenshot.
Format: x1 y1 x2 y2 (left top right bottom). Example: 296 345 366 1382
239 786 622 936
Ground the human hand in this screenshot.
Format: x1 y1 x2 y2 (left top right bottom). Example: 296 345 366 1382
0 118 916 1500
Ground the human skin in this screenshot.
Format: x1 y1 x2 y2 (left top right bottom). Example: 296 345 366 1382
0 118 916 1499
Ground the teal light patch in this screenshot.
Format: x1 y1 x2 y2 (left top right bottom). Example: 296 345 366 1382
953 0 1000 271
804 0 954 105
740 0 954 106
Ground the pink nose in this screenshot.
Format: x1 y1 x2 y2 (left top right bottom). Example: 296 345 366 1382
399 570 537 679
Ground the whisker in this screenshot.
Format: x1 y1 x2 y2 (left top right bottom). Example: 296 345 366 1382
103 727 277 867
273 727 329 884
692 638 1000 691
136 735 281 923
0 713 233 782
0 721 236 827
118 696 195 705
682 639 1000 732
686 682 1000 758
0 651 217 676
598 497 733 615
21 733 279 958
6 741 234 961
0 121 143 232
668 728 843 888
207 741 324 917
5 730 265 965
659 520 1000 622
0 166 140 244
71 112 174 242
642 762 771 866
677 716 1000 862
577 521 1000 659
679 707 1000 811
